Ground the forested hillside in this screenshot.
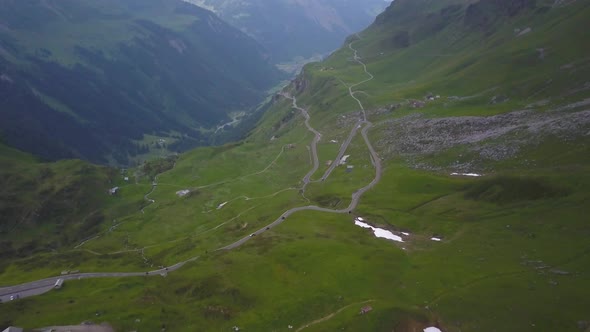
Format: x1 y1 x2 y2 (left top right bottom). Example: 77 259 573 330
0 0 283 164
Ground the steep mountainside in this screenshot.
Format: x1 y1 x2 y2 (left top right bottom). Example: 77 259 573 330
0 0 283 165
183 0 390 63
0 143 119 259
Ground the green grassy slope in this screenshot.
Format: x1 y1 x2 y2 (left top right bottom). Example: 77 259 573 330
0 0 284 165
1 0 589 331
0 143 137 263
298 0 590 116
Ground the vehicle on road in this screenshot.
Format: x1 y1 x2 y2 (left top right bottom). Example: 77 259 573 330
250 233 255 237
54 278 64 289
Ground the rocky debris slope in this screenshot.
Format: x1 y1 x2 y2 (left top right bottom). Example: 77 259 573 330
376 100 590 171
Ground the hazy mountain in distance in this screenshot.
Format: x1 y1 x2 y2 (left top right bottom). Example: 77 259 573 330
183 0 391 63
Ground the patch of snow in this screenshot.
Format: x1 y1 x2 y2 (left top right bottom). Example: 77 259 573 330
176 190 190 197
401 232 410 236
217 202 228 209
330 139 338 143
424 327 442 332
355 219 371 229
431 237 442 242
450 172 482 177
0 73 13 83
182 0 218 13
354 219 403 242
374 228 403 241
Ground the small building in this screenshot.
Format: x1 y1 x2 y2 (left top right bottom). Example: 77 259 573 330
359 305 373 315
108 187 119 195
124 176 129 181
340 155 350 165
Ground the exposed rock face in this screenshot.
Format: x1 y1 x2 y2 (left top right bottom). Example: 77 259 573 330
465 0 536 30
293 74 309 94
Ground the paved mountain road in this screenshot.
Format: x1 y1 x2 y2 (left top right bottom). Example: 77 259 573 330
1 40 382 302
280 93 322 191
0 257 199 302
219 40 381 249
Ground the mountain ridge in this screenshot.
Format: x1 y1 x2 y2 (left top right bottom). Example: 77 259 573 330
183 0 391 63
0 0 284 165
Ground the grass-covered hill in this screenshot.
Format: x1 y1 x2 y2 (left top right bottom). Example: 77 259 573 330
302 0 590 113
0 0 284 165
1 0 589 331
0 142 140 262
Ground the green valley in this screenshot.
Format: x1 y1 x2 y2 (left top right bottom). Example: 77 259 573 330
183 0 390 65
1 0 590 331
0 0 284 164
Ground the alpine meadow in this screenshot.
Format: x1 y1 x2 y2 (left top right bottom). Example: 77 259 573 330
1 0 590 331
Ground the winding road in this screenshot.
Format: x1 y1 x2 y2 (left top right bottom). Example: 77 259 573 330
0 40 382 302
0 257 198 303
219 40 381 248
280 93 322 192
